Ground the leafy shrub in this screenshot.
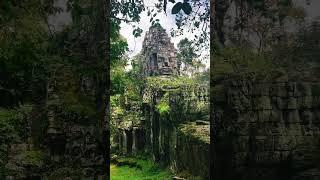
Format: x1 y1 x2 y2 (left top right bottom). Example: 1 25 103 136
156 93 170 116
0 105 31 145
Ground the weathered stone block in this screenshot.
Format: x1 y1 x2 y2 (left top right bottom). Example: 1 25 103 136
235 123 251 135
314 110 320 124
298 96 313 109
275 97 286 109
279 150 291 160
269 110 283 123
253 83 269 96
254 136 267 152
295 136 318 148
301 125 313 136
214 80 320 180
212 85 226 103
254 151 280 163
257 110 272 122
312 96 320 108
283 110 300 124
274 83 288 97
253 96 272 110
287 97 298 109
234 152 248 166
263 137 274 151
300 110 313 125
286 82 297 97
312 83 320 96
285 123 303 135
269 83 278 97
236 136 249 152
274 136 296 151
239 94 252 110
297 83 312 96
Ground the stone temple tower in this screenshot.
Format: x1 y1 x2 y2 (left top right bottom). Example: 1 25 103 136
141 24 180 76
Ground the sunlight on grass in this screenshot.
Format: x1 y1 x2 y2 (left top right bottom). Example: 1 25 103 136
110 156 172 180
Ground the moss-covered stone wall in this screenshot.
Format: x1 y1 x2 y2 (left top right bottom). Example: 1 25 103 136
213 73 320 180
114 77 210 179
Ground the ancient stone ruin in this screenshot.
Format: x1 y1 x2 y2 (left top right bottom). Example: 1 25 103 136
212 73 320 180
112 25 210 179
141 25 180 76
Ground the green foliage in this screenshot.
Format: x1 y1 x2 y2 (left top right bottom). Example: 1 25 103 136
0 105 32 177
111 27 129 65
0 0 59 95
122 111 142 124
156 93 170 116
0 105 32 145
146 76 196 90
171 1 192 15
195 69 210 83
0 109 21 145
156 101 170 116
195 101 208 112
169 0 209 51
171 2 192 15
111 95 123 110
177 38 199 65
132 27 143 38
111 65 130 95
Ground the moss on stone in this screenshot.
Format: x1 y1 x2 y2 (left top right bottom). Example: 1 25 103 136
46 167 82 179
19 150 47 168
146 76 196 90
178 121 210 144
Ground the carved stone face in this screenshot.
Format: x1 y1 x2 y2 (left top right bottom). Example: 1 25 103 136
142 26 179 76
158 56 172 75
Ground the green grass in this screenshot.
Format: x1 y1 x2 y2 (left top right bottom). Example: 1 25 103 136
110 156 172 180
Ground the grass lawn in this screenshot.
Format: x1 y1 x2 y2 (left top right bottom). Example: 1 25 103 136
110 156 172 180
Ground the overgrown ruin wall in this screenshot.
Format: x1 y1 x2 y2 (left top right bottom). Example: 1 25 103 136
213 74 320 180
115 85 210 179
112 24 210 179
3 68 107 179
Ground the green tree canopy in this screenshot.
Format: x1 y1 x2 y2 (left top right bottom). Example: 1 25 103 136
177 38 199 65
